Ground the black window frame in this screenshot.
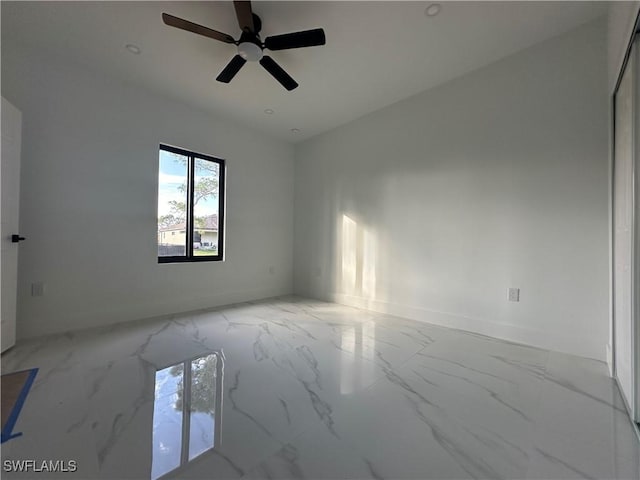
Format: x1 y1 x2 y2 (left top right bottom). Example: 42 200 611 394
158 144 225 264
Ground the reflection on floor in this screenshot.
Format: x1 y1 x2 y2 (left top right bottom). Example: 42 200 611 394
152 352 222 479
1 297 638 479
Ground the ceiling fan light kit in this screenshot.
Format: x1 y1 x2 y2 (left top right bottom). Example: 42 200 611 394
162 1 326 91
238 41 262 62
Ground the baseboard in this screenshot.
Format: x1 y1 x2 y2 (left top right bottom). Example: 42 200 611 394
328 292 604 361
18 285 293 340
613 375 640 442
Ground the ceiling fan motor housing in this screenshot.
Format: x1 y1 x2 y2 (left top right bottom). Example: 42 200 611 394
237 29 263 62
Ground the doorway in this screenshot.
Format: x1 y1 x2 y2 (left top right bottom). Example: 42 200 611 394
1 97 22 353
612 17 640 426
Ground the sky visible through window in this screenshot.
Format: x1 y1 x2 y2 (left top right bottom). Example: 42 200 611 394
158 150 218 218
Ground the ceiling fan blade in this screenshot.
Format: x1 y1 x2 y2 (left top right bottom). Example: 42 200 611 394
216 55 247 83
259 56 298 91
162 13 236 44
233 1 255 32
264 28 326 51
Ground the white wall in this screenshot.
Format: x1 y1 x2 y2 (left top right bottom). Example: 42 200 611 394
294 19 609 360
2 42 294 339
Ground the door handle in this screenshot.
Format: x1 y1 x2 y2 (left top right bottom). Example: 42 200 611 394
11 234 26 243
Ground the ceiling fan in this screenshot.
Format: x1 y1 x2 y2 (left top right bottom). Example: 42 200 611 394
162 1 326 91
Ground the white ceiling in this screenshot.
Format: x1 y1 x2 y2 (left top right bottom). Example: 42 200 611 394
2 1 607 143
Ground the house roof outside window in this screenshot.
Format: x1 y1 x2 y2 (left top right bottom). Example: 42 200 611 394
159 214 218 232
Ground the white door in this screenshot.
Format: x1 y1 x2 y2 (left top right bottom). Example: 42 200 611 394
634 38 640 423
614 38 639 422
1 97 23 353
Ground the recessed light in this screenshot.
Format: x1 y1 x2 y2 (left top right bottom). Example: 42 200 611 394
264 109 274 114
125 44 141 55
425 3 441 17
290 128 300 134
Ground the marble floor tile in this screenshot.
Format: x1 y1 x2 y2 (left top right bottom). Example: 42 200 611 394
526 425 640 480
1 297 638 480
244 422 386 480
326 364 535 479
534 352 639 460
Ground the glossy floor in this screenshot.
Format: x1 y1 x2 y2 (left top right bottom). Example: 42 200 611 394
1 297 639 479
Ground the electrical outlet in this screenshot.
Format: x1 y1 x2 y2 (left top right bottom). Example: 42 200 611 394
507 287 520 302
268 266 275 275
31 282 45 297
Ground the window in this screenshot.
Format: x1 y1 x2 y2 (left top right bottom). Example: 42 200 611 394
157 145 225 263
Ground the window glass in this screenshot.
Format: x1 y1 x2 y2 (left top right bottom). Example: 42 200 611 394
157 150 188 257
193 158 220 257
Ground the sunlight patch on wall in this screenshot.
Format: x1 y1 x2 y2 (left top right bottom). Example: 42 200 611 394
341 215 357 294
340 214 377 301
362 229 377 300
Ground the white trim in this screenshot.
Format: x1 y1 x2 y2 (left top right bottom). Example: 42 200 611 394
633 36 640 423
613 375 640 441
330 293 604 361
18 287 292 340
